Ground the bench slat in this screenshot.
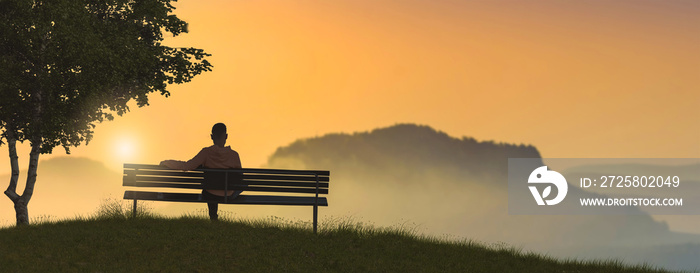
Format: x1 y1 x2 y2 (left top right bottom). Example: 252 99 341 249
124 181 329 194
129 176 203 183
123 181 203 189
124 179 329 189
235 186 329 194
238 180 329 188
124 164 330 176
123 176 201 187
242 174 329 182
124 191 329 206
128 170 204 177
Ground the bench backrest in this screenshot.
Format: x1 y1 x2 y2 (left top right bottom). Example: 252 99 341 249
123 164 329 195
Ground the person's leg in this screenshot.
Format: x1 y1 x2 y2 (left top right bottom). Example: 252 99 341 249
207 201 218 221
202 190 219 221
203 190 241 221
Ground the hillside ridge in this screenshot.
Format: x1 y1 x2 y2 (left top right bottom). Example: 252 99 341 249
269 123 541 175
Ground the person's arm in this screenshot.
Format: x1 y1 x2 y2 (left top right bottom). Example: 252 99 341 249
160 148 208 171
232 151 242 168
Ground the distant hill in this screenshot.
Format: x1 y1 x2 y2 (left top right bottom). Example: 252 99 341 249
267 123 700 271
270 124 541 184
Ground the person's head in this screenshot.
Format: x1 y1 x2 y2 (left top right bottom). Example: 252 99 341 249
211 123 228 147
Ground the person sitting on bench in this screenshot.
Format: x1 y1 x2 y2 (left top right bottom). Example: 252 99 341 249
160 122 242 221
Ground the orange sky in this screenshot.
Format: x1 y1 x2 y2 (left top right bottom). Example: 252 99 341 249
1 0 699 175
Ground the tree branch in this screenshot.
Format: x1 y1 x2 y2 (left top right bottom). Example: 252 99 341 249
20 139 41 206
4 129 20 202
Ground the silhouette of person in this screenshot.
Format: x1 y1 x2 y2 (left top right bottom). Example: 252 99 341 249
160 123 242 221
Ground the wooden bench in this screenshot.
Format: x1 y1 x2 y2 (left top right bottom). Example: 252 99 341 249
122 164 330 233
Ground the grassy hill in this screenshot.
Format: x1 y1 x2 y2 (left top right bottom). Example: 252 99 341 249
0 211 678 273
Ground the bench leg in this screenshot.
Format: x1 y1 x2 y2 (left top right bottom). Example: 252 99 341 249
132 199 137 218
313 204 318 234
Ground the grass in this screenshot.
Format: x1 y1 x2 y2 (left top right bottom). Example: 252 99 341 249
0 200 684 273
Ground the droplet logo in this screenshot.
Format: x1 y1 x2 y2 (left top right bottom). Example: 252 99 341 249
528 166 568 205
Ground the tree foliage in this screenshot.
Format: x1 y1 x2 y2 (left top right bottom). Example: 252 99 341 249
0 0 212 153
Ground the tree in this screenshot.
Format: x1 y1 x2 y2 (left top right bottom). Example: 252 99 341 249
0 0 212 225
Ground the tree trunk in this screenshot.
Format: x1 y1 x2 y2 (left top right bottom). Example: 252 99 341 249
14 198 29 225
4 129 42 226
17 141 42 225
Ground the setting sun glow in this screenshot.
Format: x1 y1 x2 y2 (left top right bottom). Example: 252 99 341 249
114 138 136 163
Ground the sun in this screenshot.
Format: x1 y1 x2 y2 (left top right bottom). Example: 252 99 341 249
115 138 136 162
